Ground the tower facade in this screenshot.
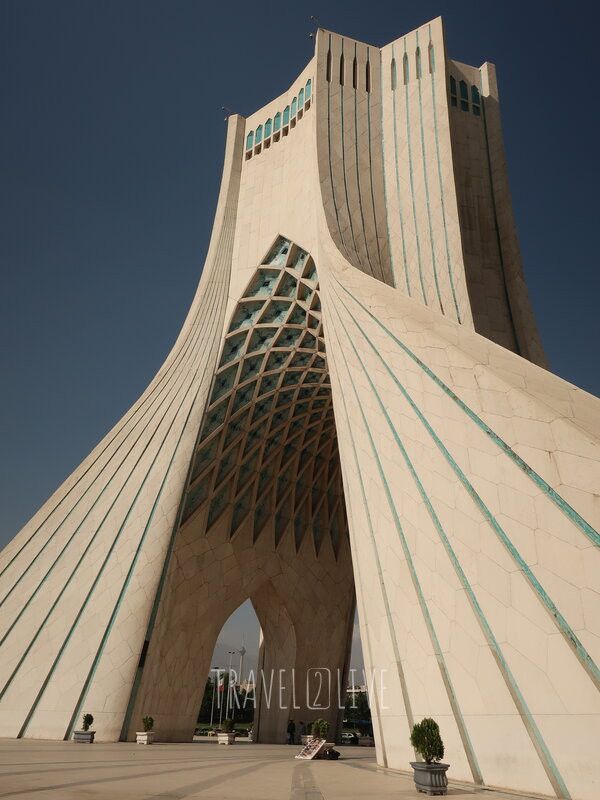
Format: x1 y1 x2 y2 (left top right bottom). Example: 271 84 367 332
1 18 599 800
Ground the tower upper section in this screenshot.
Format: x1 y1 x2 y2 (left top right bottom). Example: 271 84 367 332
234 17 546 368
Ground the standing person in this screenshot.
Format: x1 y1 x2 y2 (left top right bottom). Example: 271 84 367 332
287 719 296 745
298 721 306 743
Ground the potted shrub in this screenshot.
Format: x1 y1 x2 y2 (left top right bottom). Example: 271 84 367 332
409 718 449 796
318 719 330 741
309 719 329 740
73 713 95 744
136 716 155 745
217 718 236 745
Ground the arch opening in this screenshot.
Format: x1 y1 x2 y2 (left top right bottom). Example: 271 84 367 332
126 237 357 745
196 600 261 735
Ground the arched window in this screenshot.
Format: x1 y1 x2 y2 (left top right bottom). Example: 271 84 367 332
291 97 297 117
449 75 457 107
391 58 397 90
365 60 371 93
274 112 282 132
403 53 409 84
326 50 332 83
416 47 422 79
339 53 345 85
459 80 469 111
246 131 254 150
265 118 272 138
428 43 435 73
255 124 263 144
305 78 312 99
298 88 304 108
471 85 481 116
352 57 357 89
283 105 290 125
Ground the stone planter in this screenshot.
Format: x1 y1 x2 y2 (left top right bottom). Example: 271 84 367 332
73 730 95 744
136 731 155 745
410 762 449 796
217 732 236 745
300 735 314 745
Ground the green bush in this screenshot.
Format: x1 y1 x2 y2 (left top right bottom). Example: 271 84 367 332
310 719 330 738
410 718 444 764
221 718 235 733
142 716 154 732
82 713 94 732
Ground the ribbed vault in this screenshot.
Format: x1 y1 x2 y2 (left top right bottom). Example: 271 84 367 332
180 236 348 557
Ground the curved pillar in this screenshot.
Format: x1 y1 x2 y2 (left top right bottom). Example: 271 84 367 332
252 582 297 744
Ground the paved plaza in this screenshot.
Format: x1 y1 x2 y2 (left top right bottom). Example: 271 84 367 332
0 738 544 800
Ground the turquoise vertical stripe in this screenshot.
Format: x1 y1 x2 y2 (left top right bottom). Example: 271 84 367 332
415 30 444 313
390 43 411 295
0 276 223 707
65 217 237 740
379 48 399 291
336 279 600 550
352 42 374 278
334 286 600 696
332 295 571 798
8 264 226 735
329 303 484 786
428 26 461 322
327 323 416 737
403 39 428 305
326 35 347 259
0 286 212 586
0 304 213 620
339 39 362 270
365 48 386 283
480 89 519 350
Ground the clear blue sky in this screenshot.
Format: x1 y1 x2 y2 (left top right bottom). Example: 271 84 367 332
1 1 598 670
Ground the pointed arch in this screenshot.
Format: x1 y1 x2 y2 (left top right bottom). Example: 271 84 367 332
339 53 345 86
365 59 371 93
403 52 409 84
415 47 422 79
352 57 357 89
391 58 397 90
246 131 254 151
326 49 332 83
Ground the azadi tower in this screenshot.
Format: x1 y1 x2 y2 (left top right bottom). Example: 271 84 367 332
1 17 599 800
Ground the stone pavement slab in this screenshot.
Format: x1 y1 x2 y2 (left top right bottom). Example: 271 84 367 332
0 739 546 800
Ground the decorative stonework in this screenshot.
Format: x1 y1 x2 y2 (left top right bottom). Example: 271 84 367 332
182 236 346 557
